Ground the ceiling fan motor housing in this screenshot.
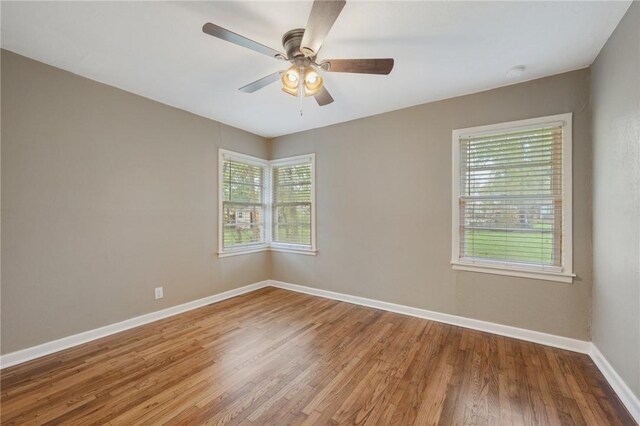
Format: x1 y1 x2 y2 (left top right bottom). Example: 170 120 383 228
282 29 307 60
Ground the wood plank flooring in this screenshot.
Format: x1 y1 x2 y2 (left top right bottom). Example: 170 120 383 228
1 287 635 425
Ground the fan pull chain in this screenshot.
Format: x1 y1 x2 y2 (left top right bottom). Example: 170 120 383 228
298 66 304 116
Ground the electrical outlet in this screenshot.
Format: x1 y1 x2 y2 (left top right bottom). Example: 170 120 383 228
154 287 164 300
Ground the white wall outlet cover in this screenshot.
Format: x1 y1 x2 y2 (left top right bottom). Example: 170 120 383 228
154 287 164 300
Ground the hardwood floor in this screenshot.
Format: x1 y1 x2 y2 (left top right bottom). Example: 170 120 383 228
1 287 635 425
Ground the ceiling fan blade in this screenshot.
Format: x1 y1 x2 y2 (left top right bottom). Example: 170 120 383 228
321 59 394 75
203 23 286 60
239 71 283 93
314 86 334 106
300 0 346 57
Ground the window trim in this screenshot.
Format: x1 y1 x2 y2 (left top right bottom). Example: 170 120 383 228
218 149 316 257
451 113 575 283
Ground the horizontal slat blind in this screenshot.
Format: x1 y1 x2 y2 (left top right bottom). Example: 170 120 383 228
272 162 312 246
222 158 265 249
459 125 563 267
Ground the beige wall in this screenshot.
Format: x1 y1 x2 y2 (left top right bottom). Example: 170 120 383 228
270 69 593 340
1 50 270 354
591 2 640 400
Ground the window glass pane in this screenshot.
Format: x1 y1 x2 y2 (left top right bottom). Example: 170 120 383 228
223 223 264 247
273 205 311 245
274 181 312 203
461 199 558 264
223 160 264 203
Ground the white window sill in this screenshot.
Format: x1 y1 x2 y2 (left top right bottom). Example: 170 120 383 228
451 261 575 283
270 247 317 256
218 247 269 258
218 246 317 258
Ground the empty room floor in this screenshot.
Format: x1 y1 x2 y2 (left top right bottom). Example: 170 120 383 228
0 287 634 425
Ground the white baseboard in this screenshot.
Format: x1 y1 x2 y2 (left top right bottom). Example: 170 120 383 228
269 280 592 354
0 281 270 369
590 344 640 423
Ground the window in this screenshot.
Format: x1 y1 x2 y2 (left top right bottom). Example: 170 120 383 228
451 113 574 283
218 150 316 256
271 155 315 250
219 151 268 254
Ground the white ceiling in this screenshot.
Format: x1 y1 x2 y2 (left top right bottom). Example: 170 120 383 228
1 1 631 138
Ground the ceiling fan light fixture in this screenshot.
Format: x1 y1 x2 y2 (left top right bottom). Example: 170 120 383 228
281 66 300 96
281 65 324 97
303 68 323 96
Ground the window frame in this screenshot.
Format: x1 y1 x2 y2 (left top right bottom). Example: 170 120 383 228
218 149 316 257
451 113 575 283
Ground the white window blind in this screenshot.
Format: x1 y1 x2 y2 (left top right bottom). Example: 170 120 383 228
452 114 573 282
221 156 266 250
272 160 313 247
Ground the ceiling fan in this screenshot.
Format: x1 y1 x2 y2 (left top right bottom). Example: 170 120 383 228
202 0 394 108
